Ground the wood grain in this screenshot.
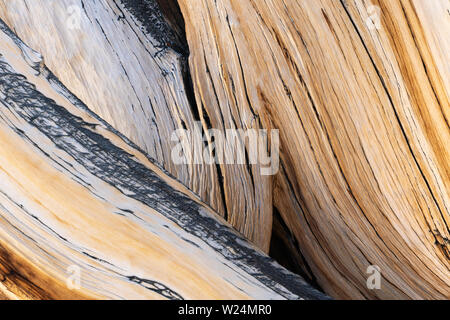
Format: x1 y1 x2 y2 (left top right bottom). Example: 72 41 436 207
178 0 449 299
0 17 326 300
0 0 273 251
0 0 448 300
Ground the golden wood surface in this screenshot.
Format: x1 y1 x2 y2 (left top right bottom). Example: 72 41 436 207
178 0 449 299
0 16 324 300
0 0 448 300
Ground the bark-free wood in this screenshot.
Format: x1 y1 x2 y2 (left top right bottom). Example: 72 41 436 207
0 0 448 300
178 0 449 299
0 18 325 300
0 0 273 251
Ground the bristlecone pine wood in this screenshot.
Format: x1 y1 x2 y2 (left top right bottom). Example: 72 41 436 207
0 0 448 300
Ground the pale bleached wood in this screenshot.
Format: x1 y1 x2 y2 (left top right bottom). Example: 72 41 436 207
0 18 326 300
0 0 274 251
1 0 448 300
178 0 449 299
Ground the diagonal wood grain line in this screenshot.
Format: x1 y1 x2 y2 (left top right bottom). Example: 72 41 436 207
0 18 327 300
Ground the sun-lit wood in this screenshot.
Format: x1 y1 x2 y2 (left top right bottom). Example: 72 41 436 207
0 0 448 300
0 0 273 251
0 17 325 300
178 0 449 299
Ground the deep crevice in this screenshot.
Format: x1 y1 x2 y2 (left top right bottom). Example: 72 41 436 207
270 207 324 293
123 0 323 293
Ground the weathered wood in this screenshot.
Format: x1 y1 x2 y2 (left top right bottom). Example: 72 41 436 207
178 0 449 299
0 18 326 300
0 0 273 251
0 0 448 300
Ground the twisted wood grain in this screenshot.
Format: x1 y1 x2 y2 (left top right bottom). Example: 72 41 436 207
178 0 449 299
0 18 325 300
0 0 273 251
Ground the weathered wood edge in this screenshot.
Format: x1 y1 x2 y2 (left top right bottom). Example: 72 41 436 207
0 18 329 300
